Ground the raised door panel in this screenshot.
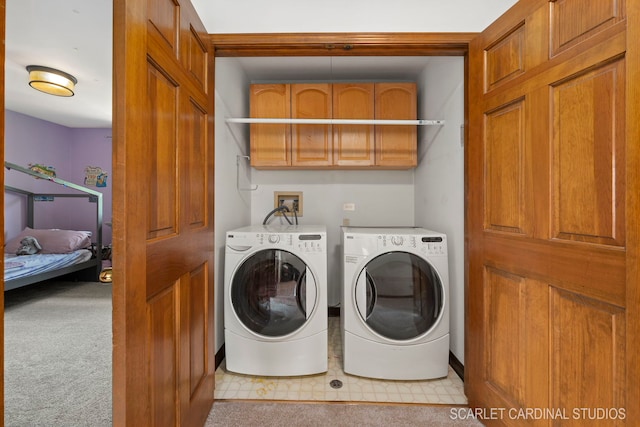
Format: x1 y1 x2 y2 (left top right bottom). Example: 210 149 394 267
333 83 375 166
183 23 208 93
551 59 625 247
179 265 211 427
292 83 332 167
485 24 525 92
550 0 625 56
178 1 209 93
147 0 179 53
147 64 178 240
149 286 178 427
551 288 625 419
484 99 528 236
482 268 550 422
484 267 525 405
250 84 291 167
375 83 417 168
182 97 208 229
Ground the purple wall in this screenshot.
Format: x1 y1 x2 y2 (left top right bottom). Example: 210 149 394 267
4 110 112 246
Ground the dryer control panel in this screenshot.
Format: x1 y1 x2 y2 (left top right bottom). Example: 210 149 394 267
378 234 446 256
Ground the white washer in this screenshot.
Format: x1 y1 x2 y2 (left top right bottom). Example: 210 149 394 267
224 224 327 376
341 227 449 380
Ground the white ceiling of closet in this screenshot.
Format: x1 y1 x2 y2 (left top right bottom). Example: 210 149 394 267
233 56 433 82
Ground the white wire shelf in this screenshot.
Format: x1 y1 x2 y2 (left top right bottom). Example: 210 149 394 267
226 118 445 126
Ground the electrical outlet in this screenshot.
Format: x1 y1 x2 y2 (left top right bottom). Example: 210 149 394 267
274 191 303 217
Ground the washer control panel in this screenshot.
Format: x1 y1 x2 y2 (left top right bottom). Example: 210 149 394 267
297 234 325 253
227 226 327 254
419 236 447 256
247 232 325 254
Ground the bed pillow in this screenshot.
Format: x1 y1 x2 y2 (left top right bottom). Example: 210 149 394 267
5 227 92 254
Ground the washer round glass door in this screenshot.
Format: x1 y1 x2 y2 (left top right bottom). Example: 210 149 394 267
354 251 443 341
231 249 316 337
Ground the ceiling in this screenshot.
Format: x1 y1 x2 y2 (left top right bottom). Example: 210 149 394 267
5 0 113 128
4 1 444 129
230 56 433 83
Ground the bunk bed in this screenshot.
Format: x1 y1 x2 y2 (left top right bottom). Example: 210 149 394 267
4 161 103 291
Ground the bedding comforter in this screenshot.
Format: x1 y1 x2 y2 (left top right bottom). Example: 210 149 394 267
4 250 93 282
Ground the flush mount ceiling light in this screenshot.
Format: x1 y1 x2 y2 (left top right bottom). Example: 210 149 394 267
26 65 77 97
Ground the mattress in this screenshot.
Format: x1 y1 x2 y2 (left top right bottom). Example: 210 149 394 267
4 249 93 282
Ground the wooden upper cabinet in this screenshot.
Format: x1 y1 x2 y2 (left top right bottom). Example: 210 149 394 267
249 82 417 169
291 83 333 167
250 84 291 167
333 83 375 166
375 83 417 167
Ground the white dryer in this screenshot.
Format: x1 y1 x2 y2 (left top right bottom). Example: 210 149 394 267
341 227 449 380
224 224 327 376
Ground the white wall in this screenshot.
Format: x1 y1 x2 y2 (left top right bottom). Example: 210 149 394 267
214 58 252 352
193 0 519 34
414 57 465 362
250 170 415 306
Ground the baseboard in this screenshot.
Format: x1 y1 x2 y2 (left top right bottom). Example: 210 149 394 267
449 351 464 381
215 344 226 370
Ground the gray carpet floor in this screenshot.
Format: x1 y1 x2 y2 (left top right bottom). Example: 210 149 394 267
206 400 484 426
4 280 112 427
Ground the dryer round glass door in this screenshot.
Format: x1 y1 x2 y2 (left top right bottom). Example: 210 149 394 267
231 249 317 337
354 251 444 341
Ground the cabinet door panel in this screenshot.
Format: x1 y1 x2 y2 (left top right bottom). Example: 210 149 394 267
291 83 332 167
375 83 417 167
250 84 291 167
333 83 374 166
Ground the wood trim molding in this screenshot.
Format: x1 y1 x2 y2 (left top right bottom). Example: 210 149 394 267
449 351 464 381
215 344 226 370
210 32 477 57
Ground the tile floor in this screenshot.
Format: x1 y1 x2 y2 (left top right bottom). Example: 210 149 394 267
215 317 467 404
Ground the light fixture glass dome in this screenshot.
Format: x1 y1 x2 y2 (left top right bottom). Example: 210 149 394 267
26 65 77 97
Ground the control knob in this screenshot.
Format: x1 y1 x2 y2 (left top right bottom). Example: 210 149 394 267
391 236 404 246
268 234 280 244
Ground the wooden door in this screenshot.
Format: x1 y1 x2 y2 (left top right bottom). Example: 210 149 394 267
333 83 375 167
250 84 291 168
467 0 639 424
113 0 215 425
291 83 332 167
374 83 417 168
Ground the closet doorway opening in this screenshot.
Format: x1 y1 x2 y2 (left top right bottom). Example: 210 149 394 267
211 33 471 403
